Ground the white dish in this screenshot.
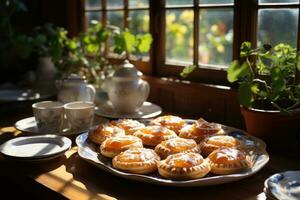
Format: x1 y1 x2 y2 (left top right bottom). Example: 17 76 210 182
76 121 269 187
95 101 162 119
0 89 53 103
15 116 98 136
0 135 72 160
264 171 300 200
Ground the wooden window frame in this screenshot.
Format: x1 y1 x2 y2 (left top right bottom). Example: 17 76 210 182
78 0 300 86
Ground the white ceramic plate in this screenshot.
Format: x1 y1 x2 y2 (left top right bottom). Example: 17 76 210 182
95 101 162 119
0 135 72 160
264 171 300 200
0 89 53 103
76 121 269 187
15 117 98 136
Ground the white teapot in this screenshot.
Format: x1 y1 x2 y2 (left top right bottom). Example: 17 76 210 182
102 60 150 114
56 74 96 103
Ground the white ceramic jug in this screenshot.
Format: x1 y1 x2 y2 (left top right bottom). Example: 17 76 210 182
56 74 96 103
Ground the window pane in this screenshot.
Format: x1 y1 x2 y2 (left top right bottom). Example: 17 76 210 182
199 9 233 66
129 10 150 60
259 0 298 3
258 9 298 47
129 0 149 8
166 0 193 6
86 0 101 9
86 12 101 26
200 0 234 4
107 0 123 9
107 11 124 28
166 10 194 64
129 10 149 34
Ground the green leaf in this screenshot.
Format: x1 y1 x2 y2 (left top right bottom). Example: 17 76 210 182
123 31 136 53
136 34 153 53
227 61 250 82
113 33 126 54
271 67 286 93
297 53 300 71
180 65 196 78
251 79 268 97
294 84 300 99
238 82 254 107
67 40 77 50
240 41 252 57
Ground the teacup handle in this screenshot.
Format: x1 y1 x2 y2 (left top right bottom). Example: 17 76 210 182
85 84 96 102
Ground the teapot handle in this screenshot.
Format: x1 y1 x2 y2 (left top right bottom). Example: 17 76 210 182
141 81 150 102
85 84 96 102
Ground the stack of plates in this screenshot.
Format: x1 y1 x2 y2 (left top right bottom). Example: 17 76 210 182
264 171 300 200
0 135 72 162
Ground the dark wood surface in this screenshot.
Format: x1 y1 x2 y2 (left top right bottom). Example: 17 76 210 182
1 129 300 200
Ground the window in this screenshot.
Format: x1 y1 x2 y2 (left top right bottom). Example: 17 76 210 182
257 0 299 47
80 0 300 85
83 0 151 73
165 0 234 67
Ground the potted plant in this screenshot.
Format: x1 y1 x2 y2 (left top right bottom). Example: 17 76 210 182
31 23 69 82
227 41 300 149
53 21 112 87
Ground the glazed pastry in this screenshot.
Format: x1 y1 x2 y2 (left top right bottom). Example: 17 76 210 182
88 124 125 144
157 152 210 180
111 119 145 135
155 137 199 159
100 135 143 158
150 115 186 133
200 135 240 156
179 118 224 143
133 125 178 146
112 148 160 174
207 147 252 175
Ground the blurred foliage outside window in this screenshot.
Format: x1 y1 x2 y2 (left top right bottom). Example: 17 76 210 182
165 3 234 66
85 0 299 69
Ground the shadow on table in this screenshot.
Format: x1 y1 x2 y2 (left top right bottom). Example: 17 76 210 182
64 152 268 200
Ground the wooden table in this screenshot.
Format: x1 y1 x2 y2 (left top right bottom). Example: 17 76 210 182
1 116 300 200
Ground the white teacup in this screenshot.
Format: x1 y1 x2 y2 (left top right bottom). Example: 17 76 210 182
64 101 95 132
32 101 64 134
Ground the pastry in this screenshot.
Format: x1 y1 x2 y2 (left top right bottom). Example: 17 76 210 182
207 147 252 175
179 118 224 143
112 147 160 174
150 115 186 133
100 135 143 158
133 125 178 146
200 135 240 156
157 152 210 180
111 119 145 135
88 124 125 144
155 137 199 159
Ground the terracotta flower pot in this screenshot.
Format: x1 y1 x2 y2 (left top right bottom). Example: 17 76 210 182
240 106 300 150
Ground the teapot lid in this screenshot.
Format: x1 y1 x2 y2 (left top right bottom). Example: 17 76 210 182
113 60 142 78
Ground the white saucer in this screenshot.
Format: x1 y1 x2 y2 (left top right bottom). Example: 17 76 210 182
0 135 72 160
15 117 92 136
0 89 53 103
95 101 162 119
264 171 300 200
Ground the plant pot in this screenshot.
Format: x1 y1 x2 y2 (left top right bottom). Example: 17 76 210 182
240 106 300 151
